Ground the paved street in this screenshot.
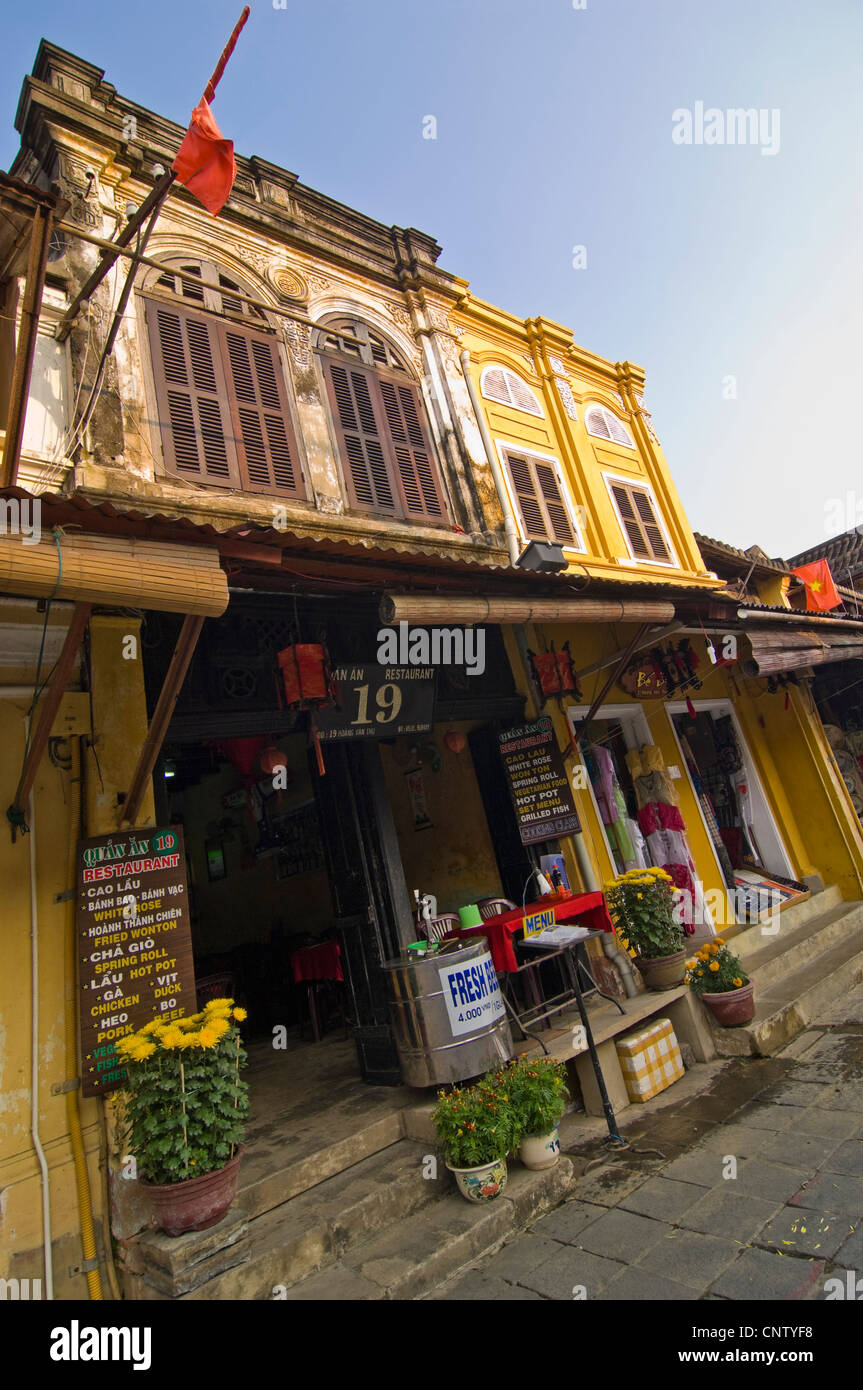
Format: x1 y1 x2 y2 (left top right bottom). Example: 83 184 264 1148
437 984 863 1301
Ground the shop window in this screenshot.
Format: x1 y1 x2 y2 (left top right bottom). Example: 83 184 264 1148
144 260 303 497
585 404 634 448
316 317 448 523
502 448 584 550
606 476 674 564
480 365 544 418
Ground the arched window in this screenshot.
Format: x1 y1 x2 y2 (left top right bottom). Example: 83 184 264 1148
316 316 448 523
585 405 635 448
480 365 544 418
143 259 304 497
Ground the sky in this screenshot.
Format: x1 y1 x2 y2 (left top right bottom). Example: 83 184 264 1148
2 0 861 561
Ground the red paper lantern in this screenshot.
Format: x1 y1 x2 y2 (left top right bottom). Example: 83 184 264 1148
260 745 289 776
444 730 466 754
277 644 331 707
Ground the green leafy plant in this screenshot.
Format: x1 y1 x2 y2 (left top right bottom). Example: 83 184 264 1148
432 1074 516 1169
496 1056 568 1140
604 867 685 960
114 998 249 1186
685 939 750 996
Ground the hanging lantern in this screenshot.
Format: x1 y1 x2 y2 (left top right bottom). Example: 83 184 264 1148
555 641 579 695
530 649 561 696
259 745 289 777
444 729 466 754
277 644 333 707
213 736 268 781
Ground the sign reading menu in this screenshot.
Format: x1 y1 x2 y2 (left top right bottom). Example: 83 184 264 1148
76 827 196 1097
499 717 581 846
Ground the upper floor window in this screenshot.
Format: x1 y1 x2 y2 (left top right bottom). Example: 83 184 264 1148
143 259 304 498
585 404 634 448
480 366 544 418
605 475 674 565
316 316 448 524
501 447 585 551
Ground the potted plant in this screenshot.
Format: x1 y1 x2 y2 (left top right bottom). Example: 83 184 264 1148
686 940 754 1026
500 1056 568 1170
432 1076 515 1203
605 867 687 991
114 997 249 1236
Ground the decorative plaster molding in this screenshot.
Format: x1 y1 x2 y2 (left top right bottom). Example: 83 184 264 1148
284 319 313 369
555 377 578 421
549 355 566 375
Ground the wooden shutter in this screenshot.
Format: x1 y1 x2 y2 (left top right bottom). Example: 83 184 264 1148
222 328 303 496
378 379 445 520
505 452 576 546
611 482 671 562
146 300 239 486
324 361 397 513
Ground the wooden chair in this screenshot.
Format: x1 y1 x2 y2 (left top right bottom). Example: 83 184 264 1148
196 971 236 1011
477 897 517 920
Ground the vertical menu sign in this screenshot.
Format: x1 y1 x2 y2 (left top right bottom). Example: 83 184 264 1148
499 717 581 845
76 827 196 1097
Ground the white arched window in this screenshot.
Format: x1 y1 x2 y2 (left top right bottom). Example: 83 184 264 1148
480 366 544 418
585 405 635 448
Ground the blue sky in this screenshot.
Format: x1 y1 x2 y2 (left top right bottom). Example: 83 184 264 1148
3 0 861 560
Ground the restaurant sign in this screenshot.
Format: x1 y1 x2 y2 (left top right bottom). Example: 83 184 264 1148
499 717 581 845
75 827 196 1097
314 664 435 741
439 950 505 1037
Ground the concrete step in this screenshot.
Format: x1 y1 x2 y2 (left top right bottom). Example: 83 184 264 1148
741 900 863 993
282 1158 576 1300
180 1139 444 1300
725 883 842 961
236 1102 406 1219
711 915 863 1058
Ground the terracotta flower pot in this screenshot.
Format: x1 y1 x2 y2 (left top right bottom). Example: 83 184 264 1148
634 950 686 992
141 1146 244 1237
446 1156 508 1203
701 983 755 1027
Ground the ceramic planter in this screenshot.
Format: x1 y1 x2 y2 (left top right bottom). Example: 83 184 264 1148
446 1156 508 1203
141 1146 244 1237
519 1129 561 1171
701 982 755 1027
634 950 686 992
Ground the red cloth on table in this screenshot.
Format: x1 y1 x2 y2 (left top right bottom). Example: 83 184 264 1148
291 941 343 984
457 891 614 973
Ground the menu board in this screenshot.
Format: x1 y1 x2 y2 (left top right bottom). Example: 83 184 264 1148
314 664 435 741
499 717 581 845
76 827 196 1097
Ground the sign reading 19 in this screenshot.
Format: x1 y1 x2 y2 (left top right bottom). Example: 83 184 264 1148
350 683 403 726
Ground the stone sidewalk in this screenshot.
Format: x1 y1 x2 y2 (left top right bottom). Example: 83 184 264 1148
434 985 863 1301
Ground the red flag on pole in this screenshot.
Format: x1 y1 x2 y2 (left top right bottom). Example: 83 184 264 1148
791 559 842 612
172 7 250 216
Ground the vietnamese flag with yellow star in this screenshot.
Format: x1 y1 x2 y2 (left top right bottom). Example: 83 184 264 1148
791 559 842 611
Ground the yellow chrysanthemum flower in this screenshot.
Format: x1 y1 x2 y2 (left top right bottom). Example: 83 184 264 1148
232 1007 247 1021
178 1031 201 1048
696 969 704 977
733 977 743 988
204 997 233 1013
197 1026 220 1049
159 1027 185 1050
709 961 720 972
128 1041 157 1061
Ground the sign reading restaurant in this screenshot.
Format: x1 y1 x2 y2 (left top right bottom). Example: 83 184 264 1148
499 716 582 846
75 827 196 1097
314 663 435 741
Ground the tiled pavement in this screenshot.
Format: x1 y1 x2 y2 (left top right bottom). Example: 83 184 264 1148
435 986 863 1301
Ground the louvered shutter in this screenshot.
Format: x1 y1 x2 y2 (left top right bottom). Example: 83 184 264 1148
505 452 576 546
378 379 445 520
611 483 671 562
146 300 239 486
586 407 612 441
222 328 303 496
324 361 397 513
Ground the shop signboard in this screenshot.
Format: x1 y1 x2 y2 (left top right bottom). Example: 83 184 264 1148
438 949 505 1037
315 663 435 741
75 827 196 1097
499 717 581 845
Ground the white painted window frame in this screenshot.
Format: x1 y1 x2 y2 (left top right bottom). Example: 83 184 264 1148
584 403 635 449
480 364 544 418
495 440 587 554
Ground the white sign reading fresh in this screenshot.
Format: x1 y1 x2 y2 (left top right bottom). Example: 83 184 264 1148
439 951 505 1037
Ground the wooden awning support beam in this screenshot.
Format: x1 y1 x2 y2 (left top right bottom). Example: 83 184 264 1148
572 624 651 735
7 602 91 840
120 614 204 827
